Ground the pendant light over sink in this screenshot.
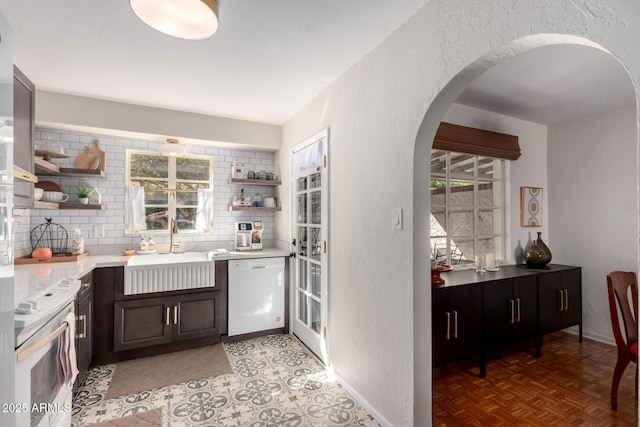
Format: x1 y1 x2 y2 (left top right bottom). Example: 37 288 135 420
159 138 187 157
129 0 219 40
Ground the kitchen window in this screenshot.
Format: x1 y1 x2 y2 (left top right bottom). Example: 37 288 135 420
125 150 214 233
430 150 504 267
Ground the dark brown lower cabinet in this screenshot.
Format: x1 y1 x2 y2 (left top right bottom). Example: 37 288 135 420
74 272 93 388
114 291 222 352
537 268 582 355
432 283 482 369
93 264 228 365
433 264 582 377
483 275 537 351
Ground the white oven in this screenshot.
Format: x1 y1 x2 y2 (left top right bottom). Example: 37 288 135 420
14 279 80 427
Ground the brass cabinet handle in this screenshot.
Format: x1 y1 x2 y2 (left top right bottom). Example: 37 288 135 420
82 282 90 289
76 314 87 339
516 298 521 323
509 299 515 324
166 307 170 326
558 289 564 311
445 311 451 340
173 305 178 325
564 289 569 311
81 314 87 338
453 310 458 339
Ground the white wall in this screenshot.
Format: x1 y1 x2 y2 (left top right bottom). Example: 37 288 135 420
36 91 281 150
548 104 638 344
442 103 548 264
279 1 640 426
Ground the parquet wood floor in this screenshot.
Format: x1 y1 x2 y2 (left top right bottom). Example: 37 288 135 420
433 332 638 426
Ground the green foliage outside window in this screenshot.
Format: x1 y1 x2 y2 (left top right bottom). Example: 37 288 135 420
127 150 213 233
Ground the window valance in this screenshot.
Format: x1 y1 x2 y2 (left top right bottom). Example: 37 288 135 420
433 122 521 161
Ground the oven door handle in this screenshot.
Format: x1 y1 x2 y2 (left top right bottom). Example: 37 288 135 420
16 322 68 363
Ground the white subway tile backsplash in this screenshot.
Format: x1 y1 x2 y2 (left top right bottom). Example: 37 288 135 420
13 127 280 257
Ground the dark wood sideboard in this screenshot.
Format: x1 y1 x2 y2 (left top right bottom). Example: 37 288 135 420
432 264 582 378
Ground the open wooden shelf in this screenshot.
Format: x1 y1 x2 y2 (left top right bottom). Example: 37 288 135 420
59 203 106 210
229 206 281 212
228 178 281 186
33 201 106 210
33 200 58 209
36 167 106 178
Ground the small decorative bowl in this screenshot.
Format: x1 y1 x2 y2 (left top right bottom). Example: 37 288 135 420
121 249 135 256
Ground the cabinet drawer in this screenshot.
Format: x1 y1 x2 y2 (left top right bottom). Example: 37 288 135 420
77 271 93 301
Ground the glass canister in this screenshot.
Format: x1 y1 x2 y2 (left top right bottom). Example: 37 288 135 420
72 228 84 255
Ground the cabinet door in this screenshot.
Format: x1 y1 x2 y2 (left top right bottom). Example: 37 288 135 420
512 275 537 341
483 280 513 347
173 291 221 342
114 297 172 351
538 272 563 334
433 284 482 367
75 294 93 385
449 284 482 362
561 269 581 328
93 267 120 359
13 66 35 206
432 287 450 367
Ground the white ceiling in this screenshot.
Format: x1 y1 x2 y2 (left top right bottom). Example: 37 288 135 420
457 44 636 125
0 1 635 127
0 0 430 125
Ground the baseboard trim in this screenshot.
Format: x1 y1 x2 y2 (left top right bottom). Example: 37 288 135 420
331 369 393 427
563 326 615 346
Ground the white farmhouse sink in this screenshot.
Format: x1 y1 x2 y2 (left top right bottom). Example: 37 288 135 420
125 251 215 295
127 251 212 266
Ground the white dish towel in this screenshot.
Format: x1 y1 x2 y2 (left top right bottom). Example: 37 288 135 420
57 312 78 386
125 185 147 231
195 189 214 231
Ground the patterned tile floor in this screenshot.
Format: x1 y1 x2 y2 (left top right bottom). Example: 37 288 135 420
72 334 380 426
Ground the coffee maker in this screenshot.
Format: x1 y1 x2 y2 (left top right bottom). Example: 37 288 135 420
235 221 263 251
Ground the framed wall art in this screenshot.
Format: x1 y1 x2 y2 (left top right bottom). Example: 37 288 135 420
520 186 542 227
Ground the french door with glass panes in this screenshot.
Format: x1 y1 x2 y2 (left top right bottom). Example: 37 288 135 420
291 129 328 363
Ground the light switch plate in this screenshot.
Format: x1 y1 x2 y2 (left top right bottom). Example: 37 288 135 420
94 225 105 238
392 208 403 230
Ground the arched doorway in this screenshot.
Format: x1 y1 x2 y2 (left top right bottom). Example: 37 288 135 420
413 34 638 424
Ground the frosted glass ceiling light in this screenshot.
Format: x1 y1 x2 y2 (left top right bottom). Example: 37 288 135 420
129 0 219 40
159 138 187 157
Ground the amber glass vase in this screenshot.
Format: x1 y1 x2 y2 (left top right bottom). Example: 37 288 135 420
525 232 552 268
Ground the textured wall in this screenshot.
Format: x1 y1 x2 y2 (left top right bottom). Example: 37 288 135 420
548 105 638 344
15 128 277 257
280 1 640 426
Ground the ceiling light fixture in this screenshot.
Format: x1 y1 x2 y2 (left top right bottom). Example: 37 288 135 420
159 138 187 157
129 0 219 40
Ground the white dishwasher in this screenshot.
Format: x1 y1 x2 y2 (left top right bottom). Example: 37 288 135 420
228 257 285 336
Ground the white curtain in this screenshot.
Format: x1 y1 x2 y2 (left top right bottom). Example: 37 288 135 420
124 185 146 231
195 189 214 231
292 137 324 179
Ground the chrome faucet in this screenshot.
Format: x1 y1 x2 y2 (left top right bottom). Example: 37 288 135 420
169 216 180 253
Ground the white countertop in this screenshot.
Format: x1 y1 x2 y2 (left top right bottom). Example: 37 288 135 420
13 248 290 305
